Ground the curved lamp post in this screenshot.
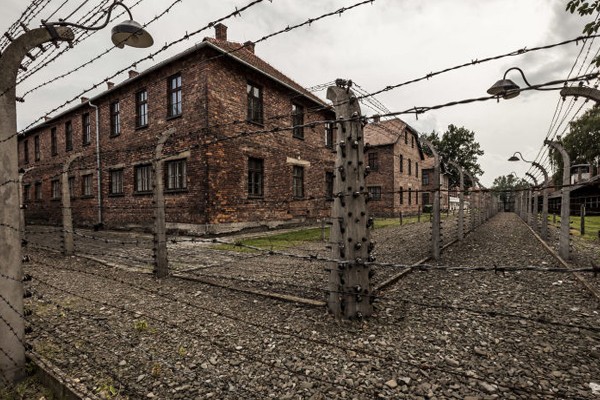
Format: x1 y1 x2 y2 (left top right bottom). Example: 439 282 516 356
0 3 153 384
508 152 550 240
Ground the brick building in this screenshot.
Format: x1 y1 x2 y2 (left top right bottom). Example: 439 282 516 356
421 161 451 211
19 24 336 234
363 118 425 216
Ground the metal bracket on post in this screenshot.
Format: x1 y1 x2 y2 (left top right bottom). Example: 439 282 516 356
153 128 176 278
326 81 373 319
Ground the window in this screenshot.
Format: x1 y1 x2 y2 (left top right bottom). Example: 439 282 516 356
82 113 91 145
247 82 263 124
292 103 304 139
422 192 430 205
168 73 182 118
368 152 379 171
404 131 408 144
416 189 419 204
68 176 75 198
109 169 124 195
23 184 30 202
51 179 60 199
110 101 121 136
408 188 412 205
135 164 153 193
35 182 42 200
23 139 29 164
325 171 334 200
415 162 419 178
51 128 57 156
368 186 381 201
422 172 429 186
65 120 73 151
136 90 148 128
247 157 264 197
34 135 40 161
399 187 404 205
166 159 187 190
399 154 403 173
408 159 412 176
82 174 93 197
411 135 414 148
292 166 304 198
325 122 334 148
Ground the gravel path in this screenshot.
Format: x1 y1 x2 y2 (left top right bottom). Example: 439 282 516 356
21 212 600 399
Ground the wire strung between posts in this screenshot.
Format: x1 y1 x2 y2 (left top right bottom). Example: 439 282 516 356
19 0 188 99
18 0 371 133
29 271 375 397
26 259 561 398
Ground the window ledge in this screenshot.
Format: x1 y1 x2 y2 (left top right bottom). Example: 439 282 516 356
109 134 121 138
247 195 264 200
135 124 149 131
133 191 153 196
80 195 94 199
165 188 188 194
247 119 264 128
166 113 182 121
108 193 125 198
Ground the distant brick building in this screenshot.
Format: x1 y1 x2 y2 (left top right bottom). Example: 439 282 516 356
363 118 425 216
421 160 450 211
19 24 336 234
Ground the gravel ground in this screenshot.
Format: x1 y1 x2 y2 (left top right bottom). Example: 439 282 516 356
20 212 600 399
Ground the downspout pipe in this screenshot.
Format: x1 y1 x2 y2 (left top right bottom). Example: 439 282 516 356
88 100 103 224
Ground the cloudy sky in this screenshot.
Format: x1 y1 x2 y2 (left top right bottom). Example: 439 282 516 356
1 0 596 186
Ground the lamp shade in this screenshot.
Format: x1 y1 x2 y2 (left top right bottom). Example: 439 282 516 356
111 20 153 48
508 155 520 161
487 79 520 99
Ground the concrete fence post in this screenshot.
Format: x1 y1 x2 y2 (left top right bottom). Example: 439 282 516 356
545 140 571 260
61 153 83 256
419 137 440 260
153 128 176 278
326 81 373 319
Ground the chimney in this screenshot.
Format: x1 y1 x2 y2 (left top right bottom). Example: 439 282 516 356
128 70 139 79
81 97 89 103
372 114 380 123
244 41 255 54
215 23 227 41
107 81 115 90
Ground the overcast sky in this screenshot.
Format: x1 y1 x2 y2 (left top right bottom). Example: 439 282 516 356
2 0 596 186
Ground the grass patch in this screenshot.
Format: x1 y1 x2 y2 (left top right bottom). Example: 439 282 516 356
213 227 330 252
213 213 440 253
548 215 600 241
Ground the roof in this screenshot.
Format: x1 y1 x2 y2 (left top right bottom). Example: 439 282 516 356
203 37 326 106
363 118 425 160
22 35 328 136
548 174 600 198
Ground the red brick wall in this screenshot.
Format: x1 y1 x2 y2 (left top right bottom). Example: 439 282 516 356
20 43 335 231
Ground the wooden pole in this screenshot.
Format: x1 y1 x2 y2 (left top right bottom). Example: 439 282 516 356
326 82 373 319
580 204 585 236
